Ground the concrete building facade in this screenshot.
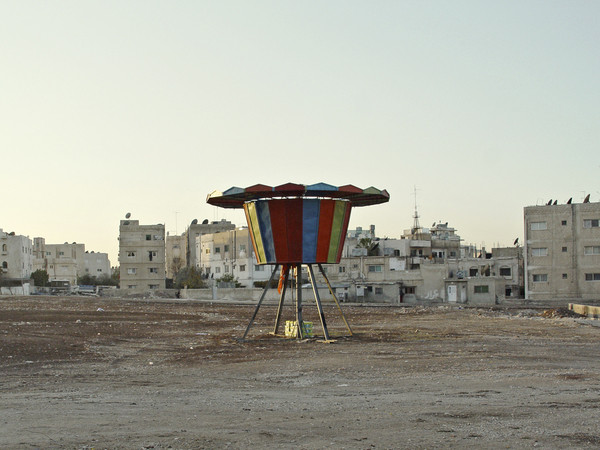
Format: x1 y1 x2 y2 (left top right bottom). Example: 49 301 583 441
185 219 235 269
0 229 33 282
199 228 275 287
524 201 600 300
119 220 166 292
166 234 187 280
33 238 111 285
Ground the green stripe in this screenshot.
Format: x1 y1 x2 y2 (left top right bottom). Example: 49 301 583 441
327 201 346 262
247 202 266 263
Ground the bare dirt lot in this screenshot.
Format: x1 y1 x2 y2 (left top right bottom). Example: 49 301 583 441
2 296 600 449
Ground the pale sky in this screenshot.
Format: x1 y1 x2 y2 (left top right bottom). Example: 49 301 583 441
2 1 599 265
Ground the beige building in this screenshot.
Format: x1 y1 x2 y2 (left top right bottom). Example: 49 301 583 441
33 238 111 285
119 220 166 292
166 234 186 279
524 200 600 300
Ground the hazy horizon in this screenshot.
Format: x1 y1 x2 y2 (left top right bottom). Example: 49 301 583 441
2 1 599 265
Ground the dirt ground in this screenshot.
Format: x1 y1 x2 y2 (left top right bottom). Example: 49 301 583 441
2 296 600 449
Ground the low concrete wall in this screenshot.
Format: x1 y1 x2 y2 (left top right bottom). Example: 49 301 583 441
569 303 600 318
182 287 340 304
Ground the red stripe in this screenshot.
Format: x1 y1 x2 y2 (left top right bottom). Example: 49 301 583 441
268 200 289 262
285 198 304 263
316 199 335 262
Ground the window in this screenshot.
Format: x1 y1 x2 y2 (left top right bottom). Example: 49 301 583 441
127 285 137 289
353 264 359 269
530 222 547 231
533 274 548 282
562 274 568 279
584 219 600 228
215 267 221 273
499 267 511 277
449 251 457 258
215 247 221 253
584 246 600 255
561 220 567 226
338 266 346 273
149 268 158 273
585 273 600 281
562 247 568 252
474 285 489 294
127 268 137 275
240 244 246 252
368 265 382 273
1 244 6 252
531 248 548 257
205 248 210 254
224 245 229 252
405 286 416 294
97 269 102 272
239 265 246 272
255 265 264 271
469 268 478 277
1 261 7 269
173 245 179 249
225 266 229 273
59 251 64 256
127 251 136 257
375 287 383 295
149 284 159 289
85 268 89 273
146 234 151 240
148 251 157 261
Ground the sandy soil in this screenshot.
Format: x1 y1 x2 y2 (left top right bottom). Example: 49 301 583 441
2 296 600 449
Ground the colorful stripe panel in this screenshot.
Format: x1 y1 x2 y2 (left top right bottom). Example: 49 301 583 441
244 199 351 264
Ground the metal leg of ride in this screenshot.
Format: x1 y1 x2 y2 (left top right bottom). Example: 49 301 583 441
306 264 331 341
295 264 304 339
242 264 279 340
272 269 289 335
318 263 353 336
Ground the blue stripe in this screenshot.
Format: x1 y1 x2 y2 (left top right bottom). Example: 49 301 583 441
302 199 320 263
256 201 276 263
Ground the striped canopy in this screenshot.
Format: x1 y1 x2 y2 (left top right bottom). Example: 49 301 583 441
207 183 389 208
207 183 389 264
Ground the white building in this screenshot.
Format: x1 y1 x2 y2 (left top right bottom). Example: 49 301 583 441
0 229 33 281
199 228 275 287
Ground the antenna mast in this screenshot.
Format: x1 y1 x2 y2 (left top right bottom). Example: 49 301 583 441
412 185 421 236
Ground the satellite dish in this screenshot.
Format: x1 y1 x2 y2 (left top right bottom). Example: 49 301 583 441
202 219 209 225
513 238 519 246
553 200 557 205
547 199 553 205
125 212 131 219
191 219 198 225
567 197 572 204
584 194 590 203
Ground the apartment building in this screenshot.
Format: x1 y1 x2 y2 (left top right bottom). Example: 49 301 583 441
0 229 33 281
184 219 235 268
199 227 275 287
119 220 166 291
524 200 600 300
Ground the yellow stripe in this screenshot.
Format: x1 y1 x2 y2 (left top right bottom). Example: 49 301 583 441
246 202 266 263
327 201 346 262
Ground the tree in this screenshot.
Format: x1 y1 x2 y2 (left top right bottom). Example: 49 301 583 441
31 269 49 287
216 273 243 287
175 267 206 289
